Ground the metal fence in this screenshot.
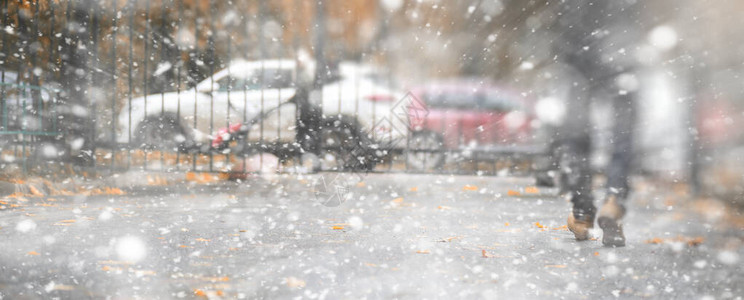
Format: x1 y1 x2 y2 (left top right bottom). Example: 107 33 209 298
0 0 550 178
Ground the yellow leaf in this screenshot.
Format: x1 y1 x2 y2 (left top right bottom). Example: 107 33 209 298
195 238 211 242
507 190 521 196
27 251 40 256
546 264 567 268
441 236 461 242
552 225 568 231
524 186 540 194
194 289 207 297
535 222 545 229
645 237 664 244
331 225 344 230
29 185 44 197
357 182 366 187
462 185 478 191
393 197 404 203
504 222 510 226
286 277 306 288
409 187 418 192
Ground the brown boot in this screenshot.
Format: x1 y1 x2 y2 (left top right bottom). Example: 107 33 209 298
567 213 594 241
598 195 626 247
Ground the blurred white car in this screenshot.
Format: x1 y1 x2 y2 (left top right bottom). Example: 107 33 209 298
118 59 406 150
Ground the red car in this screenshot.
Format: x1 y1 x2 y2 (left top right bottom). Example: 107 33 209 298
405 80 537 170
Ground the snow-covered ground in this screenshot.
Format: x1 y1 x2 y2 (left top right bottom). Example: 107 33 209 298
1 173 741 299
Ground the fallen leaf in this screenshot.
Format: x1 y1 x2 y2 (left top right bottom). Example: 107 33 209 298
594 252 600 256
644 236 704 246
504 222 510 226
462 185 478 191
364 262 377 267
552 225 568 231
331 226 344 230
481 249 489 258
409 187 418 192
49 284 75 291
133 269 157 276
645 237 664 244
286 277 306 288
194 289 207 297
393 197 404 203
524 186 540 194
179 245 192 248
195 238 211 242
687 237 704 246
439 236 461 242
437 205 451 210
416 250 430 254
357 182 366 187
101 266 111 271
27 251 40 256
198 276 230 282
29 185 44 197
507 190 521 196
59 219 76 223
6 192 28 199
186 172 198 181
535 222 545 229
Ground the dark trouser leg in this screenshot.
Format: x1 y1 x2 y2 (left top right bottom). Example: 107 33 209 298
560 135 596 220
598 92 635 247
605 92 635 206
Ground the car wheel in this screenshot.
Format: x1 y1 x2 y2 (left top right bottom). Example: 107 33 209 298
405 130 444 171
134 115 187 151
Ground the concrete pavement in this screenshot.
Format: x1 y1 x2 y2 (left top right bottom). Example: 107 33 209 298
0 173 742 299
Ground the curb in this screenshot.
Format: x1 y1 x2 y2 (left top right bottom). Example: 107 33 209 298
0 170 253 200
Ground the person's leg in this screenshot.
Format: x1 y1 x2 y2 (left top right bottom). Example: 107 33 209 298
599 91 636 247
562 135 597 240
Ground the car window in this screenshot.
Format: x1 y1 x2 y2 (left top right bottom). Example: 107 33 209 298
423 91 478 110
216 76 259 91
218 69 294 91
483 91 522 112
259 68 293 89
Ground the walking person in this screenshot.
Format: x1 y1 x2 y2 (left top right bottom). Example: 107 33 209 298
552 0 640 247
